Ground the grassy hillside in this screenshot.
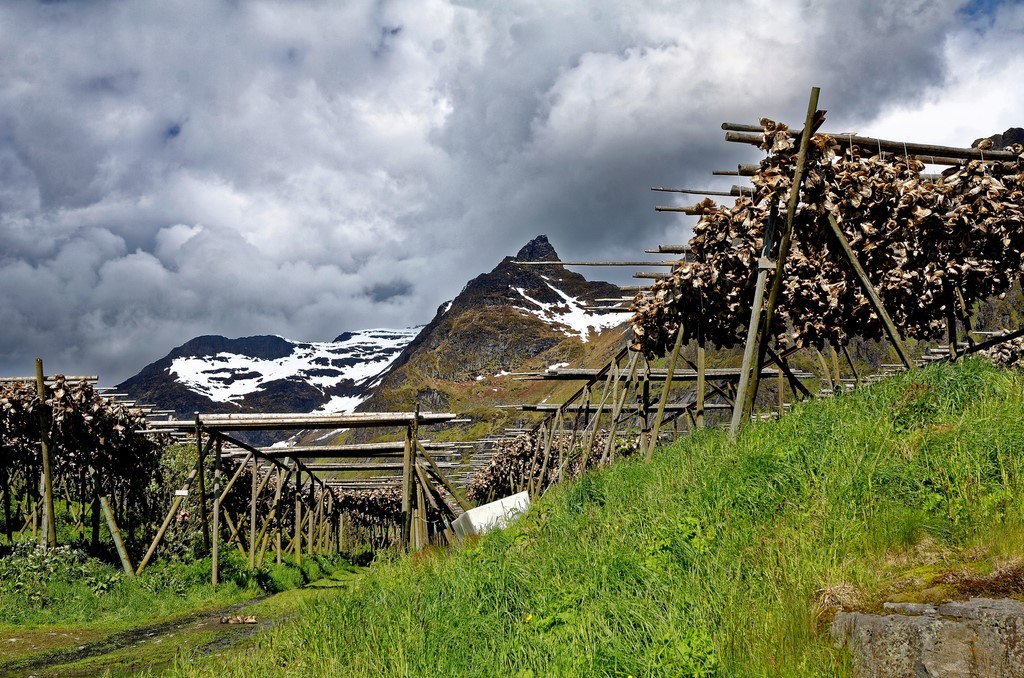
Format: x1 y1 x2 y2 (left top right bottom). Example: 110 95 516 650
179 359 1024 676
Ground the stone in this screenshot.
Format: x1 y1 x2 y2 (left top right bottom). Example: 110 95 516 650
833 597 1024 677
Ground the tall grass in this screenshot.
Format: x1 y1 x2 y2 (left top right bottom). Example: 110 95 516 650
181 359 1024 676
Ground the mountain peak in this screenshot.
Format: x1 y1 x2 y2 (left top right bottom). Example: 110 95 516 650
515 235 559 262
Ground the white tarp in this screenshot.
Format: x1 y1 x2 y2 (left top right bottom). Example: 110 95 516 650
452 491 530 540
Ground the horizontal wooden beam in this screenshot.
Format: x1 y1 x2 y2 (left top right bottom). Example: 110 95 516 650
510 367 806 382
1 375 98 383
723 129 1014 162
651 185 753 197
259 441 454 456
512 402 732 413
149 411 457 432
514 260 679 267
645 245 691 254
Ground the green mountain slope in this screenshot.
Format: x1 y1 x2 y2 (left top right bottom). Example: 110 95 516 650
183 359 1024 676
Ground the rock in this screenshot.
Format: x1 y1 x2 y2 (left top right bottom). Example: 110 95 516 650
833 597 1024 677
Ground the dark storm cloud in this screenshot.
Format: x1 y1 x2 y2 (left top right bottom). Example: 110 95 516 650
0 0 1018 382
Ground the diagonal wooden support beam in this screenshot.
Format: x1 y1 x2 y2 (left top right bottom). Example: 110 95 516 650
765 345 812 399
645 324 685 461
825 213 912 368
415 439 471 512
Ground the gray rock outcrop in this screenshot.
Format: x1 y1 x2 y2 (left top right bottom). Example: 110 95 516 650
832 597 1024 677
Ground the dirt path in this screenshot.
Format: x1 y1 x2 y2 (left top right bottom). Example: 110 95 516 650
0 596 274 677
0 567 362 676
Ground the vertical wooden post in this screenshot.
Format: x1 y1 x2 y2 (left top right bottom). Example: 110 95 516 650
829 345 843 389
815 349 835 394
417 481 428 549
777 363 785 417
1 467 12 543
212 436 221 586
307 471 316 554
293 460 302 565
945 283 958 359
194 415 209 552
275 466 284 565
34 359 56 549
249 455 257 570
401 418 415 550
695 312 707 428
338 512 346 553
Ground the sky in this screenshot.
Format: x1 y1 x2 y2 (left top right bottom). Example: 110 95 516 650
1 0 1022 383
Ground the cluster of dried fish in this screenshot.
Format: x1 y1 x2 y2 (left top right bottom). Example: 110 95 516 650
632 121 1024 355
1 376 164 535
981 334 1024 370
466 430 640 502
335 487 403 529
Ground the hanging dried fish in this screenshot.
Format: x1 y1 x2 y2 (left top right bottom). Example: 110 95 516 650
632 121 1024 355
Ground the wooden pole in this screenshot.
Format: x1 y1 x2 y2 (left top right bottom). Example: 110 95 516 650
600 352 639 466
401 421 413 548
212 436 221 586
99 495 135 578
1 467 12 543
217 452 253 505
34 359 56 549
645 324 685 461
825 214 912 368
829 345 843 388
249 453 257 570
945 283 958 359
842 345 861 387
584 360 617 459
815 349 835 394
777 360 785 416
733 87 822 437
276 467 284 565
730 203 781 437
307 473 316 554
414 440 472 512
195 415 209 552
765 346 813 399
293 460 302 565
534 415 557 497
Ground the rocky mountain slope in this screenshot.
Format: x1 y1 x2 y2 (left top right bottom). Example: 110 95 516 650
354 234 631 415
117 329 419 417
118 235 632 425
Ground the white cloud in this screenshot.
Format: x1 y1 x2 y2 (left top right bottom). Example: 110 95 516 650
0 0 1013 382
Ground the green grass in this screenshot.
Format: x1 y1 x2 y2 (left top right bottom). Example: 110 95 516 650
178 358 1024 676
0 543 354 671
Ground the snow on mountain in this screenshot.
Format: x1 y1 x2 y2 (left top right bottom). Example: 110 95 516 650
166 328 420 412
513 280 631 342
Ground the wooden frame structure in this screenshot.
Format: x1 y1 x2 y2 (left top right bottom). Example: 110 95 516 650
144 410 464 580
